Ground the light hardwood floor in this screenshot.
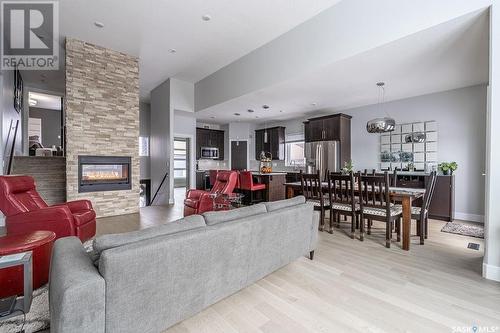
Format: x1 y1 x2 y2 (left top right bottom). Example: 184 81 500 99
93 189 500 333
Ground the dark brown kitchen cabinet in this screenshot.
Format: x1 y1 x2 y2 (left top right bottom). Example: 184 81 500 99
255 127 285 160
395 174 455 222
427 175 455 222
196 128 225 160
304 113 352 167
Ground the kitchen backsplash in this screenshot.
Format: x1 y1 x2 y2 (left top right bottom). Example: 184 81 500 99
249 160 304 172
197 159 229 170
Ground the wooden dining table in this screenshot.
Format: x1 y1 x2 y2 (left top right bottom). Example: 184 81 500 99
284 182 425 251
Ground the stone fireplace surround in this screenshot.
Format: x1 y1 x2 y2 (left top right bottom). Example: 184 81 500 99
65 38 139 217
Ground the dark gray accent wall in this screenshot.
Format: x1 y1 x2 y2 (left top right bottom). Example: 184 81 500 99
29 107 61 148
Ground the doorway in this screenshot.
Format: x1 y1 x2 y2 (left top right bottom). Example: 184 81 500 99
174 137 190 191
231 140 248 170
27 91 64 156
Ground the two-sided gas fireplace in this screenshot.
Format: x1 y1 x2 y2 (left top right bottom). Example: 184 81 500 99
78 156 131 193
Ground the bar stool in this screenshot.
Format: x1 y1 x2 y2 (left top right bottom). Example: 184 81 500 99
239 171 266 204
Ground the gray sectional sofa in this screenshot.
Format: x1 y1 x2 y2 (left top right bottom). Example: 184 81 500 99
49 196 319 333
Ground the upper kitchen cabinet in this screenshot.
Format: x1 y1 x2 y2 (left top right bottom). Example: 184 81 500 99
304 113 350 142
255 126 285 160
196 128 225 160
304 113 352 166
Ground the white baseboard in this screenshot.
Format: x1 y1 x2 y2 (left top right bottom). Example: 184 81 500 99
483 263 500 282
454 212 484 223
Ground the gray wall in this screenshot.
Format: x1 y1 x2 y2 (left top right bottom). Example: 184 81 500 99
248 85 487 222
150 80 172 205
139 102 151 179
349 85 487 222
0 69 23 226
29 107 61 148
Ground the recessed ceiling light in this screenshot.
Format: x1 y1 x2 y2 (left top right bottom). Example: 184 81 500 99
311 102 317 106
210 116 215 119
234 113 241 116
29 99 37 106
202 14 212 21
255 116 260 119
262 105 270 109
168 48 177 53
247 109 254 113
279 110 283 113
94 21 104 28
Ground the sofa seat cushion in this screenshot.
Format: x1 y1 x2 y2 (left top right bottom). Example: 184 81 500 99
263 196 306 212
93 215 206 257
203 203 267 226
72 209 96 226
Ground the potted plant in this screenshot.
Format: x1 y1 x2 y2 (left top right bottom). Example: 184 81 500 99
438 162 458 175
342 160 354 174
449 161 458 175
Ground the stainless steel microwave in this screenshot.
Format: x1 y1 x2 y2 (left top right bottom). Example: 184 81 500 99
201 147 219 159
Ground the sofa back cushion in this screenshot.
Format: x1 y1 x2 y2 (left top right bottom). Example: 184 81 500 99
202 203 267 225
93 215 206 256
263 195 305 212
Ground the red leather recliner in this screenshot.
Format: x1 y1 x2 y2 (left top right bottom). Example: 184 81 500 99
0 175 96 242
184 170 238 216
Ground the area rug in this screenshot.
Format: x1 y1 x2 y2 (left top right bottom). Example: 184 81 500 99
0 240 94 333
441 222 484 239
0 285 49 333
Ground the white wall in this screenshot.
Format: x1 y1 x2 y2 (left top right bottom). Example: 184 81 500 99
195 0 493 111
483 2 500 281
139 102 151 179
252 85 487 221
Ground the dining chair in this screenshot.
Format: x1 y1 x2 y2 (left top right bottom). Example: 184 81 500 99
300 171 330 231
357 172 402 247
395 171 437 245
327 172 358 237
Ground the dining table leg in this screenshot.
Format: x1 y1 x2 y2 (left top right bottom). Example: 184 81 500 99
401 196 412 251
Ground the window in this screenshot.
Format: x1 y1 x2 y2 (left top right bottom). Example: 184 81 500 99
139 136 149 157
285 141 305 167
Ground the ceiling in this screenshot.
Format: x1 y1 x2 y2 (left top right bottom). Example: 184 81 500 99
195 9 490 124
22 0 341 99
28 92 62 110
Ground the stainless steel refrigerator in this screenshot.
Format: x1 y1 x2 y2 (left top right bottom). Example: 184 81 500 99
305 141 340 177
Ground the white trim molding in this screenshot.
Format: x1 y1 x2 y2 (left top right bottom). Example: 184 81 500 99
454 212 484 223
483 263 500 282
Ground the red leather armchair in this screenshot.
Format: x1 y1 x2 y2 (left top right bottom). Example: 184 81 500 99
184 170 238 216
0 175 96 242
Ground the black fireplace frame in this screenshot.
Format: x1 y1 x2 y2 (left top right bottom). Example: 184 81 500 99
78 155 132 193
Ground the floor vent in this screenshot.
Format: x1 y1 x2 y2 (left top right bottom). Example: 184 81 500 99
467 243 480 250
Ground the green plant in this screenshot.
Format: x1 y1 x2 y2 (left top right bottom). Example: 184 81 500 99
342 160 354 174
438 162 458 175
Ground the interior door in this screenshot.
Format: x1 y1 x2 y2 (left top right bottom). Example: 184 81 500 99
231 141 248 170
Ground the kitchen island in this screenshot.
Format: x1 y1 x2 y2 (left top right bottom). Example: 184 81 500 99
251 172 287 202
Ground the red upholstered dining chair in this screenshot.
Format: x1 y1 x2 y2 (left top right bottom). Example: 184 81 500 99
0 175 96 242
239 171 266 204
184 170 238 216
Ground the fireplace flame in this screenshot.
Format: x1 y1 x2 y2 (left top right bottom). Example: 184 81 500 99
83 171 123 180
